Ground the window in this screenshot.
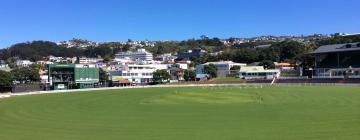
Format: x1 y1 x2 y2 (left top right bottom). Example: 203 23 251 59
345 44 352 48
355 71 360 75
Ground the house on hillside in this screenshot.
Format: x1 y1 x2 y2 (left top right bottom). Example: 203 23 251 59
0 60 11 72
16 60 34 67
177 48 205 60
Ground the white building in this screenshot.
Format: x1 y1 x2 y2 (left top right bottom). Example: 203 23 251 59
209 51 224 56
40 75 49 84
0 63 11 72
0 60 10 71
46 56 76 64
175 63 188 70
96 62 107 69
0 64 8 68
109 64 168 84
115 49 153 62
36 61 54 65
154 53 177 63
16 60 34 67
196 61 247 78
113 57 134 65
79 57 103 64
239 66 280 79
67 57 78 64
47 56 64 63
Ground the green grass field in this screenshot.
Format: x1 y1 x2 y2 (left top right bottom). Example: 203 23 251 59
0 86 360 140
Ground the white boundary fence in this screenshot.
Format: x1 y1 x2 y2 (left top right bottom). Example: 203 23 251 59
1 83 360 99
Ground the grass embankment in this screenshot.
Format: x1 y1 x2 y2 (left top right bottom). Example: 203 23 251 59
209 77 246 82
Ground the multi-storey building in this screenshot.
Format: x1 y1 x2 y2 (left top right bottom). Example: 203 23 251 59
115 49 153 61
79 57 103 64
109 64 167 85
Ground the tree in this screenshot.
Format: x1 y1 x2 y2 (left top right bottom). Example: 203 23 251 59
11 66 40 83
203 64 217 78
1 40 87 61
271 41 306 62
232 48 259 63
258 47 280 62
152 70 170 84
156 45 166 55
316 35 360 46
230 65 241 71
30 54 42 62
103 55 112 63
183 70 196 81
99 69 108 82
0 70 13 88
200 35 209 40
6 57 18 68
0 49 10 60
86 45 113 57
259 60 275 69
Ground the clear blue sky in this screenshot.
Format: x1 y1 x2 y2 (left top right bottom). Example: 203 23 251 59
1 0 359 48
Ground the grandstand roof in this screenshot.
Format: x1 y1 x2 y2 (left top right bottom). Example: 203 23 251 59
203 61 246 66
312 42 360 54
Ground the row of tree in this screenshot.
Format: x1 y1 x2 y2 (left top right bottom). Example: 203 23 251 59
0 41 132 62
0 65 41 92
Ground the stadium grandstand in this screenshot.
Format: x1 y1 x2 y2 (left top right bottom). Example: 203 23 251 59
312 42 360 78
48 64 99 90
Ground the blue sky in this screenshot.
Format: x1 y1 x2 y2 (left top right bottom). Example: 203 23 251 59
0 0 359 48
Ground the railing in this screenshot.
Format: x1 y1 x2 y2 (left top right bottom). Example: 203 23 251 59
0 86 12 93
349 76 360 78
273 83 360 86
11 83 44 93
312 76 344 79
278 76 308 79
